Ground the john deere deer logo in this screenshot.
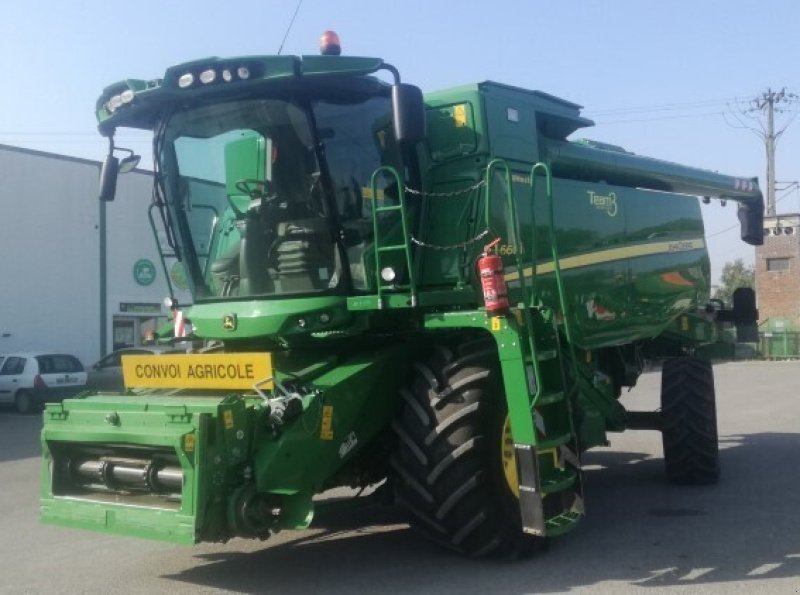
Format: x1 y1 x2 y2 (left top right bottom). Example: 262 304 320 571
223 314 237 331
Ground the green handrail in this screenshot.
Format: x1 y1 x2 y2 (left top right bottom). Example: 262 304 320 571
485 159 545 407
484 159 534 304
529 162 573 344
529 162 580 395
369 166 417 307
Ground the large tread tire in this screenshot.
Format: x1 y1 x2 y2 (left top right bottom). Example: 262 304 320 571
661 356 720 484
391 336 544 558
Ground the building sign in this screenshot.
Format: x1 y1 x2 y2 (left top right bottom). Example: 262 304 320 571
133 259 156 286
119 302 162 315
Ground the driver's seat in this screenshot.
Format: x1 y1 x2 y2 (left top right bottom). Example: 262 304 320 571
268 217 335 292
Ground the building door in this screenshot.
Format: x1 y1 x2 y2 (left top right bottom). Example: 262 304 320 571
112 318 136 351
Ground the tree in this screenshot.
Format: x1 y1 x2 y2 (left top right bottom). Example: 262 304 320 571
713 259 755 306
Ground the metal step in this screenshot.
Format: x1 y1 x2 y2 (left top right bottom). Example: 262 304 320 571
538 431 572 450
540 468 577 495
536 391 565 406
535 349 559 361
545 510 583 537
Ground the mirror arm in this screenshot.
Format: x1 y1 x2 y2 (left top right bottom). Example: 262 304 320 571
98 135 120 202
381 63 401 85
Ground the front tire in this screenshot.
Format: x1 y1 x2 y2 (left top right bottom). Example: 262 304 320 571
391 336 543 558
15 390 37 415
661 357 720 484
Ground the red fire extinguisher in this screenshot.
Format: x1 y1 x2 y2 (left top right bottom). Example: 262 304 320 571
478 238 509 314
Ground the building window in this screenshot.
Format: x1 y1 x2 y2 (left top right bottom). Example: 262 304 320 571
767 257 790 272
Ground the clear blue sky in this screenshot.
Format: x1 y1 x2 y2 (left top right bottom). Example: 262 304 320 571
3 0 799 283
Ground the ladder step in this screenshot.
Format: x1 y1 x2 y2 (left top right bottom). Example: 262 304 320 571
538 432 572 450
545 510 583 537
536 349 559 362
541 468 577 495
374 205 403 213
536 391 564 405
377 245 409 252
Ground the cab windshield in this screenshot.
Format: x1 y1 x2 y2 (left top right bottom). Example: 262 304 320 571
159 93 401 300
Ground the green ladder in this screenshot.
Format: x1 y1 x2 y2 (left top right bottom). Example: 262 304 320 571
369 166 418 309
489 159 584 536
526 162 584 536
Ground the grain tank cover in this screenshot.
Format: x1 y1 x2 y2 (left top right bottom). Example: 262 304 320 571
480 81 595 139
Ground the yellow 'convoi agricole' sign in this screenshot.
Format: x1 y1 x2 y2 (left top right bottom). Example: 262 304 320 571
122 353 272 390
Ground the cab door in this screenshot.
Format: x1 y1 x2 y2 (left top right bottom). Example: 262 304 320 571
0 357 26 403
39 355 86 392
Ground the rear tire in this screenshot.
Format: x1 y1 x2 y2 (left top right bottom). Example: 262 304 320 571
391 336 544 558
15 390 37 415
661 357 720 484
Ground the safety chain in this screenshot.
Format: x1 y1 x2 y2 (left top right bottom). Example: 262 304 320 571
410 229 491 250
404 179 486 198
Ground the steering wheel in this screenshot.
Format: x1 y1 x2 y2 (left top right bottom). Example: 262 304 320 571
235 179 272 200
227 179 277 218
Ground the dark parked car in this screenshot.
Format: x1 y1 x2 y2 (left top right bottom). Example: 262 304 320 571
87 346 185 392
0 353 87 413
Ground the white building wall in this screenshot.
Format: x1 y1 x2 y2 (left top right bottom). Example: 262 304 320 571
0 147 100 365
0 145 186 367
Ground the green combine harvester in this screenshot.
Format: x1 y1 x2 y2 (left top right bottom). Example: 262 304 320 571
40 33 763 558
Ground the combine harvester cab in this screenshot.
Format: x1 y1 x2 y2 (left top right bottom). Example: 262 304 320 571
42 33 763 557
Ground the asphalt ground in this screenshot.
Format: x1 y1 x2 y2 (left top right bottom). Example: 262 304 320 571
0 360 798 594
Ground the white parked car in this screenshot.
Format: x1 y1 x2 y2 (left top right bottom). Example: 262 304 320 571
0 353 87 413
87 346 185 392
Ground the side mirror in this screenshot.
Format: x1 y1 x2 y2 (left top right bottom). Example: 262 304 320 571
98 154 120 202
392 83 426 144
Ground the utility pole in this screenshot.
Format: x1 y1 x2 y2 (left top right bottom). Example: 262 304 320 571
755 88 785 215
727 87 798 215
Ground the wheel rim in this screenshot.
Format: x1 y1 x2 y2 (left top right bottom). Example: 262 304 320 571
501 417 519 498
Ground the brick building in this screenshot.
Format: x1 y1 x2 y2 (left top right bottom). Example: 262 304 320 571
755 213 800 327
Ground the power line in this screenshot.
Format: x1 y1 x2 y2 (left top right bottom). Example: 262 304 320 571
593 110 724 125
587 96 740 116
